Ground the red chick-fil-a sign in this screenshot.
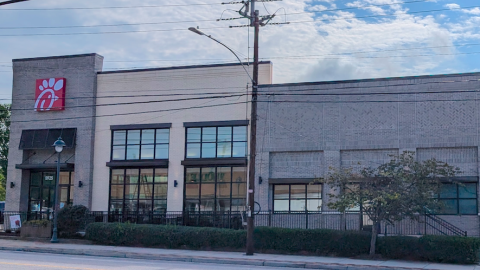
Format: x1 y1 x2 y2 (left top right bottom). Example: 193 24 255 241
35 78 66 111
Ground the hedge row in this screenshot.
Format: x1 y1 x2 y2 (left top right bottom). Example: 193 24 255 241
378 235 480 264
86 223 370 256
85 223 480 264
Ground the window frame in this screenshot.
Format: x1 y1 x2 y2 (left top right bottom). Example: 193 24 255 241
183 166 247 213
437 182 478 215
110 128 170 161
272 184 323 212
28 171 74 212
184 126 247 159
108 167 168 214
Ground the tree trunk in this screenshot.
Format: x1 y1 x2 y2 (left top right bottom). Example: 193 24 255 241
369 221 378 255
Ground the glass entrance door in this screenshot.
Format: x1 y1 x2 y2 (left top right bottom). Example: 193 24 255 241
29 171 74 212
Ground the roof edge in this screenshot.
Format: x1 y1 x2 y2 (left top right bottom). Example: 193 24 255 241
13 53 103 63
259 71 480 88
98 61 272 75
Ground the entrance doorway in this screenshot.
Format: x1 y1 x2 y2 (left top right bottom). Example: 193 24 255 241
28 171 74 213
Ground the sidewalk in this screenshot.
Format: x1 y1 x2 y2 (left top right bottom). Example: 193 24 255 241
0 238 478 270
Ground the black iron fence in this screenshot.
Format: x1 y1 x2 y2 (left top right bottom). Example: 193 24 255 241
0 210 468 237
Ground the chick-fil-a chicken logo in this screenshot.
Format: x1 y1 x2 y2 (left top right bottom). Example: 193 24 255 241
35 78 66 111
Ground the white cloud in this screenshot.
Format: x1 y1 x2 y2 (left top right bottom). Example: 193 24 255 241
445 3 461 9
0 0 479 96
463 7 480 15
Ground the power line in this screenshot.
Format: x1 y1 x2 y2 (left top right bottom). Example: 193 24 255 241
0 26 228 37
10 101 248 123
0 2 226 10
1 6 477 37
0 0 28 6
0 19 219 30
9 94 247 111
0 0 431 31
284 5 480 24
260 78 480 93
257 98 480 104
288 0 440 15
1 43 479 65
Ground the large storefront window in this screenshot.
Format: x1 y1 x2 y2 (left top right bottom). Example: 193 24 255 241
438 182 477 215
29 171 74 212
185 166 246 212
111 128 169 161
185 126 247 158
109 168 168 213
273 184 322 212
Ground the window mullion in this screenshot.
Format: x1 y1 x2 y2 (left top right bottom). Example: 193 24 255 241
139 130 142 160
215 127 218 158
153 129 157 160
200 128 203 158
288 185 291 212
230 127 233 158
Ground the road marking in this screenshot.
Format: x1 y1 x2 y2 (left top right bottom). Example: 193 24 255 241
0 261 109 270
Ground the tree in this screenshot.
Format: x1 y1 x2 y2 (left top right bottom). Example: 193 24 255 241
323 151 459 255
0 104 10 201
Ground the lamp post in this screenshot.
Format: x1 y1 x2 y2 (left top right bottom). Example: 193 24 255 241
51 137 65 243
188 27 258 255
188 27 253 83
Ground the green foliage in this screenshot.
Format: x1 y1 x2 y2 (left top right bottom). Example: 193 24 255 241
419 235 480 264
0 103 9 201
23 219 52 227
86 223 246 249
57 205 89 238
323 151 460 254
86 223 480 264
86 223 369 256
254 227 370 257
377 236 480 264
0 176 5 201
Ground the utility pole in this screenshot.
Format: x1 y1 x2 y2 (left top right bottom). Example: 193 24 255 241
218 0 284 256
246 2 259 256
0 0 29 6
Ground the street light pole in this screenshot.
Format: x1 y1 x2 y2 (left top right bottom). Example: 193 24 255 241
188 26 258 255
51 137 65 243
188 28 253 84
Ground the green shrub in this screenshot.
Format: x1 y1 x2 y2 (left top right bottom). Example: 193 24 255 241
377 236 421 260
377 235 480 264
419 235 480 264
254 227 370 257
24 220 52 227
57 205 89 238
86 223 246 250
85 223 480 264
86 223 369 256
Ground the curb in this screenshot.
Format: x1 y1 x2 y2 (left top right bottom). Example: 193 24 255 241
0 246 425 270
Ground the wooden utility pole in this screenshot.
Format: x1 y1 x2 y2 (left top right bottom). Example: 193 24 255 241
246 4 260 255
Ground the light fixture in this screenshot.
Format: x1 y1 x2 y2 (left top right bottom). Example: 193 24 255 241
10 182 14 188
188 27 205 36
174 180 178 187
78 181 83 188
258 177 263 185
51 136 65 244
53 137 66 153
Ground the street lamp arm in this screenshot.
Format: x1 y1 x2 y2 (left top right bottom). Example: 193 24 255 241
206 35 254 84
188 27 254 85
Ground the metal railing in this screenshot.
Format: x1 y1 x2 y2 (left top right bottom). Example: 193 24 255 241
0 210 469 236
425 213 467 236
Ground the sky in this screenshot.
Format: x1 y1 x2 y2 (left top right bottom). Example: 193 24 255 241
0 0 479 101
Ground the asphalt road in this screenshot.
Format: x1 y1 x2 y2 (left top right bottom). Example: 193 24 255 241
0 251 304 270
